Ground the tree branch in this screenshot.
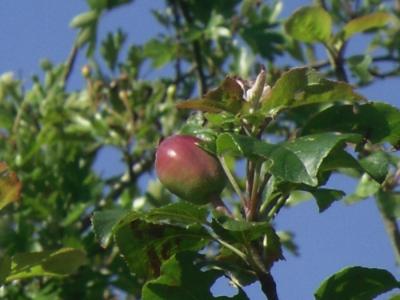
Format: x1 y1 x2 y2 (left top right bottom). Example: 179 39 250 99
177 0 208 95
63 44 79 85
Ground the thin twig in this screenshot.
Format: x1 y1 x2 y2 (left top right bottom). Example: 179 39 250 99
379 211 400 265
63 44 79 85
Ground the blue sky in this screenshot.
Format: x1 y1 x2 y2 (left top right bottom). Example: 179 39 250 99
1 1 399 299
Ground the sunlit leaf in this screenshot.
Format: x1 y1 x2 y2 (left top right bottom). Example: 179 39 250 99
341 12 393 40
70 11 99 28
315 266 400 300
6 248 86 281
261 68 364 116
285 6 332 43
217 132 360 186
345 173 381 204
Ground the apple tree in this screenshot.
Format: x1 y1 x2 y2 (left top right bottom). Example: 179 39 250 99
1 0 400 299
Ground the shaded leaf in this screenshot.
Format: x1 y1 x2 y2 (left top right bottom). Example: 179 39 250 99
310 188 345 212
0 255 11 285
341 12 393 40
0 162 22 211
115 220 209 280
277 231 299 256
92 207 128 248
7 248 86 281
261 68 364 116
359 151 389 183
212 217 283 267
240 25 285 60
303 103 400 147
348 55 373 85
142 252 249 300
177 77 244 114
285 6 332 43
377 191 400 219
315 266 400 300
100 29 127 71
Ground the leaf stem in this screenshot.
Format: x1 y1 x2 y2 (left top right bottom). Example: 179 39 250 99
218 156 246 208
267 195 288 221
247 163 261 221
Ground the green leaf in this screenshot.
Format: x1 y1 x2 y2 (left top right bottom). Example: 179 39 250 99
240 24 285 61
115 219 209 280
341 12 393 40
303 103 400 147
92 207 129 248
389 294 400 300
315 266 400 300
310 188 345 212
86 0 133 11
320 149 362 173
177 77 244 114
212 218 275 244
6 248 86 281
345 173 381 204
70 11 99 28
377 191 400 219
348 55 373 85
270 133 360 186
211 217 283 266
216 132 360 186
261 68 364 116
100 29 127 71
0 162 21 211
285 6 332 43
142 252 249 300
143 39 177 68
0 255 11 285
359 151 389 183
145 202 209 226
216 133 275 159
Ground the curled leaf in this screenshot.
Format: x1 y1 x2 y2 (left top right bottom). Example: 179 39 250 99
0 162 21 211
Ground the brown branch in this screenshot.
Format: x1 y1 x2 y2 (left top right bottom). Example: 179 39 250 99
379 212 400 264
63 44 79 85
257 271 279 300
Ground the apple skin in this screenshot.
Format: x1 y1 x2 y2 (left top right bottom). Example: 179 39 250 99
155 135 226 204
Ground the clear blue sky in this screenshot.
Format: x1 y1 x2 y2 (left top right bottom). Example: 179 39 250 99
1 1 399 299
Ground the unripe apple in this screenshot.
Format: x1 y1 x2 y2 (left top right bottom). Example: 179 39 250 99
155 135 226 204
